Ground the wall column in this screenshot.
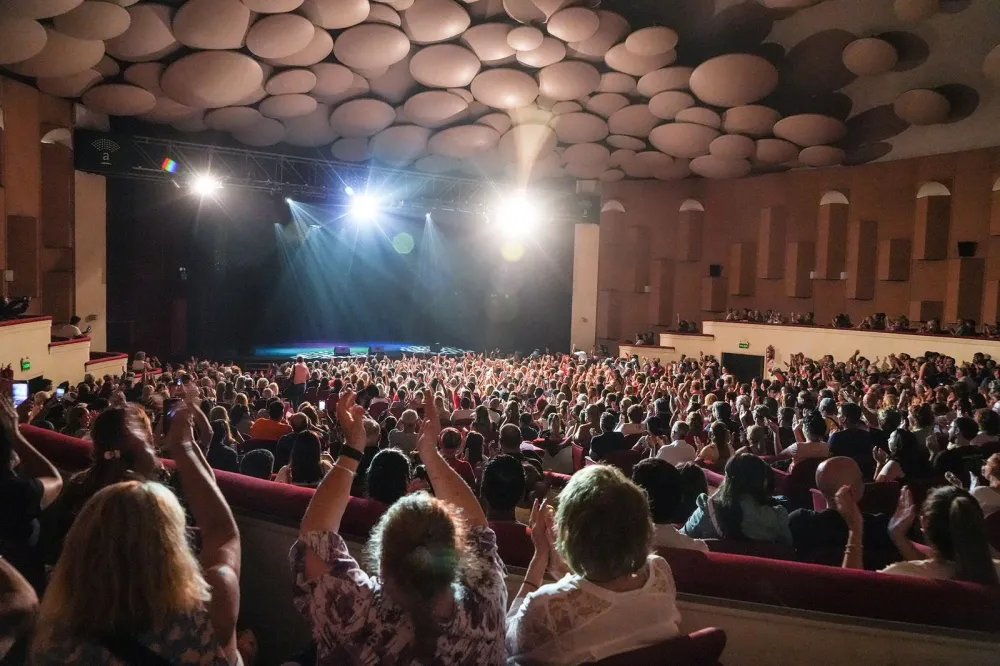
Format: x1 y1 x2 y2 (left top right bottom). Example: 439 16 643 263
571 223 600 352
74 171 107 351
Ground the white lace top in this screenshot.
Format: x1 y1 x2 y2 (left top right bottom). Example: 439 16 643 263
505 555 681 665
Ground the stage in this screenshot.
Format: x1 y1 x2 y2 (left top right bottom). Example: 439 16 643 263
252 342 470 361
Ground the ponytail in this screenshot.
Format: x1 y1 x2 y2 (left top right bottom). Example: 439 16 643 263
948 496 999 586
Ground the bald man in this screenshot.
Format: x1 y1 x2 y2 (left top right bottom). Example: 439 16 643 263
787 456 897 569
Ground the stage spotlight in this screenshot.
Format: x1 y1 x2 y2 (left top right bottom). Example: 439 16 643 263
284 197 293 204
350 193 380 221
191 174 221 196
495 193 539 238
345 185 355 197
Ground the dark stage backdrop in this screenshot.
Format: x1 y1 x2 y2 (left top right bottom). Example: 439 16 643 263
107 180 573 357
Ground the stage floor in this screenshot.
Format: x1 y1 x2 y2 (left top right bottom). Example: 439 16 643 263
253 342 469 361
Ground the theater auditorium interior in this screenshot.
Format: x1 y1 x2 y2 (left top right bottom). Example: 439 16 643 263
2 0 1000 664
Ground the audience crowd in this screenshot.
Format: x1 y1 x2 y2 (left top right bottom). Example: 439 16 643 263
721 308 998 338
2 343 1000 664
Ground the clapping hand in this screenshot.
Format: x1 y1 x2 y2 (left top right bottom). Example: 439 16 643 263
834 485 864 533
889 486 917 539
336 391 367 453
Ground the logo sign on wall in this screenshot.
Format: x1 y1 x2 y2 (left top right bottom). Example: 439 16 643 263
74 130 138 174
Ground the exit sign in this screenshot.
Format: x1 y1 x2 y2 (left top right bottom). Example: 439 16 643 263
20 359 30 371
738 342 750 349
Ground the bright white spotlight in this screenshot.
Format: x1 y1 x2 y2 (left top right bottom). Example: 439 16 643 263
191 174 221 196
495 194 539 238
350 193 380 221
345 185 355 197
284 197 293 204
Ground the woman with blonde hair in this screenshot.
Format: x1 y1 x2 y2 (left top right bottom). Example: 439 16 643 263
291 393 506 664
32 405 242 664
506 464 680 664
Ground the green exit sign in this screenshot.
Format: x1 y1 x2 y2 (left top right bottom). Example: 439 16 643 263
738 342 750 349
20 359 31 371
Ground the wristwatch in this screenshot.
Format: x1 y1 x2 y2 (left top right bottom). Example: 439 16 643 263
339 446 364 462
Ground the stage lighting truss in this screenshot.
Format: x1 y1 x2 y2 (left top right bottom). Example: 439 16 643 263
86 133 583 221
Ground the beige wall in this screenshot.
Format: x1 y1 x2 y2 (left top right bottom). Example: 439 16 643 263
74 171 107 351
632 321 1000 367
0 317 92 384
596 147 1000 341
570 223 600 352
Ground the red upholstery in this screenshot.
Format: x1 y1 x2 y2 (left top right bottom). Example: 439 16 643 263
771 457 823 508
489 521 533 567
623 433 643 449
303 388 319 405
572 443 584 472
368 401 388 420
20 425 93 470
658 546 1000 633
543 470 572 489
601 449 642 477
701 467 725 488
811 480 944 516
702 539 796 561
588 627 727 666
986 511 1000 551
452 417 473 427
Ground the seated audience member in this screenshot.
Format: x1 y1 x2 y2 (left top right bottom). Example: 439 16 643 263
451 396 476 423
0 556 37 662
589 412 627 461
519 412 539 441
275 431 332 488
880 486 1000 584
789 457 895 569
389 409 420 454
506 465 680 664
464 431 486 474
778 410 829 467
947 416 979 450
60 404 91 439
481 454 526 522
471 405 497 442
366 448 411 506
516 462 545 526
682 453 792 545
229 400 253 439
874 429 934 483
576 404 602 455
829 402 876 480
275 412 311 470
250 400 293 442
537 414 573 474
619 405 645 436
973 408 1000 446
499 423 539 463
698 421 732 466
777 407 796 450
675 463 709 524
655 422 697 468
239 448 275 480
206 419 239 474
966 453 1000 516
632 459 709 552
50 315 89 340
292 395 506 664
440 427 476 488
32 405 243 664
0 396 63 593
633 416 668 456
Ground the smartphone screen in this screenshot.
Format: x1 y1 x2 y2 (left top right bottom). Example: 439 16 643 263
319 400 327 411
56 388 66 399
13 382 28 407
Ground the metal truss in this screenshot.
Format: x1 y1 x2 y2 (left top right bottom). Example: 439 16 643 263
121 135 583 220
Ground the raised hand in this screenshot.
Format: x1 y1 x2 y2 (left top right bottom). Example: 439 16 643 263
834 485 864 533
888 486 917 539
336 391 366 452
416 395 442 459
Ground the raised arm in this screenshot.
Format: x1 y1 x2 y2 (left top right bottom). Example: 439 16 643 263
164 406 240 658
887 486 925 562
1 395 62 509
300 391 366 540
417 398 488 528
834 485 864 570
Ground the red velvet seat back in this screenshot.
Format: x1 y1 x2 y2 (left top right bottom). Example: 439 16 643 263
572 443 584 471
20 425 93 470
771 457 822 508
602 449 642 477
588 627 727 666
658 546 1000 633
702 538 796 561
